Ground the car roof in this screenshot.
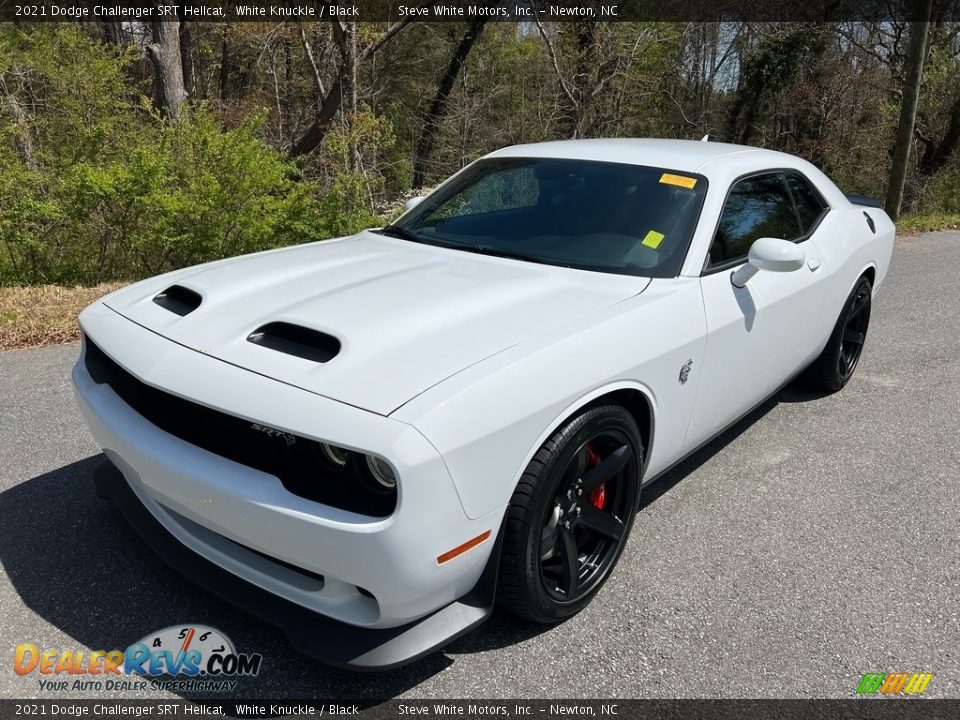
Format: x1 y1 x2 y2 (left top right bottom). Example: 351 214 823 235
486 138 787 174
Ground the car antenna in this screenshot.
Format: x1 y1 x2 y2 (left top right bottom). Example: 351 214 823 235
701 134 710 142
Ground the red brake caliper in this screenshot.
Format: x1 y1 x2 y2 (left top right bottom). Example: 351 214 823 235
586 442 605 509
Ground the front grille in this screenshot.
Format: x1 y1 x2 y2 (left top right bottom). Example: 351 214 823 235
83 335 396 517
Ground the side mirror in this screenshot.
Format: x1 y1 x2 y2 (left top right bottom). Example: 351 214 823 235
402 196 425 214
731 237 805 288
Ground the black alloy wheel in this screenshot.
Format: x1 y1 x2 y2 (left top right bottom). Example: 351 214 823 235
838 280 871 382
497 404 642 623
538 431 636 602
802 274 873 393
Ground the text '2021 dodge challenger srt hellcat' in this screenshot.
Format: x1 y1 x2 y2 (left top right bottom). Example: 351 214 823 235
73 139 894 670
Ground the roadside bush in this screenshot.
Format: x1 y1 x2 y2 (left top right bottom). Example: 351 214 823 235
920 160 960 215
312 109 397 236
0 110 325 285
0 26 332 286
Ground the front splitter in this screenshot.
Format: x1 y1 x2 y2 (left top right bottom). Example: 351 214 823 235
93 456 501 671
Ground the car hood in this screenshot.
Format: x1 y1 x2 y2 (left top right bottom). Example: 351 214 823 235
103 232 649 415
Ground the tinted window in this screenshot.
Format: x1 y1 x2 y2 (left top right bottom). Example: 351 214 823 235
391 157 708 278
430 165 539 220
785 172 827 232
709 173 800 267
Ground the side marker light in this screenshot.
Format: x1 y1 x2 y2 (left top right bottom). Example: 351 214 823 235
437 530 492 564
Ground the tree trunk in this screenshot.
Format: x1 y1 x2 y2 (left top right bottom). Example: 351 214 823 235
218 35 231 100
289 78 343 158
342 22 360 170
146 19 188 120
412 20 487 188
885 9 933 219
566 22 595 138
179 20 194 98
100 21 124 46
0 73 37 171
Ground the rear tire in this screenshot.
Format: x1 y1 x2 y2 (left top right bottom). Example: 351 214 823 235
497 404 642 624
802 275 872 392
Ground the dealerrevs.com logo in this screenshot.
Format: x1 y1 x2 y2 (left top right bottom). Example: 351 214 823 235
14 625 263 693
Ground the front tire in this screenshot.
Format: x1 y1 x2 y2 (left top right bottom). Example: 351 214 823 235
803 275 872 392
497 404 642 624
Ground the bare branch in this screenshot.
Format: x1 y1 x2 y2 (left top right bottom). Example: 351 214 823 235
359 7 429 64
533 17 578 109
298 24 326 97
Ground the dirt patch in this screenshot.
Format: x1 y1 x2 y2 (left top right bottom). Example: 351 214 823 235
0 283 125 351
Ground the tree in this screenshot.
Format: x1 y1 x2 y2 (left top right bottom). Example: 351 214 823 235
917 96 960 177
913 19 960 179
145 17 188 119
0 68 37 170
885 7 934 219
724 25 831 146
289 12 425 158
412 20 487 188
535 21 597 138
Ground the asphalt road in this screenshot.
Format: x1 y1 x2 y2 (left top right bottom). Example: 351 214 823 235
1 231 958 701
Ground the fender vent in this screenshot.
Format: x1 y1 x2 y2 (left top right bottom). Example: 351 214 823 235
863 211 876 234
247 322 341 363
153 285 202 316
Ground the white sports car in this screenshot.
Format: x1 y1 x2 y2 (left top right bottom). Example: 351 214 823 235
74 139 894 670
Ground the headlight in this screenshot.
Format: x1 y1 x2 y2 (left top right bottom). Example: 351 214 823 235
318 443 397 490
365 455 397 489
320 443 349 467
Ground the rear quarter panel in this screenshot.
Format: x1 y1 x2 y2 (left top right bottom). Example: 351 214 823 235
810 204 895 331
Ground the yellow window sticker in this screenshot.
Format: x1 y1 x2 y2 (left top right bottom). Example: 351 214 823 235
659 173 697 189
642 230 665 249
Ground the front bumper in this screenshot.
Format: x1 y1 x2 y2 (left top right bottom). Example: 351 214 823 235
94 457 501 671
73 301 505 662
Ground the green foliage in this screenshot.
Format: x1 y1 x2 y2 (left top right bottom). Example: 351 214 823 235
0 23 136 164
313 109 393 236
896 211 960 234
6 19 960 291
919 161 960 215
0 25 332 286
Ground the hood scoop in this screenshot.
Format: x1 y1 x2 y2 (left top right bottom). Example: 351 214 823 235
103 231 648 414
247 322 341 364
153 285 202 316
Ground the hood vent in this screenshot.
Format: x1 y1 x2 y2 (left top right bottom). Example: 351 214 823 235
153 285 202 316
247 322 341 363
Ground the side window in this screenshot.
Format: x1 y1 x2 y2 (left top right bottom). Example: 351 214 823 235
708 173 800 267
785 171 828 233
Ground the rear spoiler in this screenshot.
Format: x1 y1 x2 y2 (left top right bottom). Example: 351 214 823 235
846 194 883 209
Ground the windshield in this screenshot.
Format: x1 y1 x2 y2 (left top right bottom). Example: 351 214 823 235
386 157 707 277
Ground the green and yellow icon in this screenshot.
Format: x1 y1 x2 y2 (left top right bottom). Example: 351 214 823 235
856 672 933 695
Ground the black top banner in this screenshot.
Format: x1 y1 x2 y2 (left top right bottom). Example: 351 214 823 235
0 0 957 23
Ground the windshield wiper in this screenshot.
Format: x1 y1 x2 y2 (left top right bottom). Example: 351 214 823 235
378 224 423 243
379 228 551 266
460 245 550 265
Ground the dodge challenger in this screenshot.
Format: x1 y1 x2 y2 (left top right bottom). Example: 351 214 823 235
73 139 895 670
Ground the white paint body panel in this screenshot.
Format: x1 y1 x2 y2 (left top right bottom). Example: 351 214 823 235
75 139 895 628
75 302 499 628
103 233 645 415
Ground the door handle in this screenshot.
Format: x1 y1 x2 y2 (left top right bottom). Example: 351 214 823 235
807 257 821 271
